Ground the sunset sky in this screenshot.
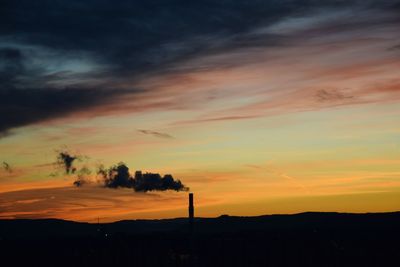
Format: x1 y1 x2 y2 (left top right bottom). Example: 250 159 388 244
1 0 400 222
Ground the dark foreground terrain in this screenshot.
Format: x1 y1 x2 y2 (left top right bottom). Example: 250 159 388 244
1 212 399 267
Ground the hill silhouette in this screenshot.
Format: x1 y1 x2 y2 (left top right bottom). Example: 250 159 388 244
1 212 399 266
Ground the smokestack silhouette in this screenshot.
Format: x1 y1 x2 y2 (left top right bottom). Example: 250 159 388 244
189 193 194 225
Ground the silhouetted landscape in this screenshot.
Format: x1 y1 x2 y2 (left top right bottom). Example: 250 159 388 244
2 1 400 266
1 212 399 267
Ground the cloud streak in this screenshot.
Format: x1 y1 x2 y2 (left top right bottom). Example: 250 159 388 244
315 89 354 102
138 129 173 139
0 186 189 222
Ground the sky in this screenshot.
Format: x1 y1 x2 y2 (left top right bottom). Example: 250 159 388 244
1 0 400 222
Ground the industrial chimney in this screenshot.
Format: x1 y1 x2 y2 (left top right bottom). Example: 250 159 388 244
188 193 194 225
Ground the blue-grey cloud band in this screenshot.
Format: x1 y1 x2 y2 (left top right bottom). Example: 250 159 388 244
1 0 399 134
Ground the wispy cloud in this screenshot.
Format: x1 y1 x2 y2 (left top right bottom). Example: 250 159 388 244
138 129 174 139
245 163 309 192
0 186 189 222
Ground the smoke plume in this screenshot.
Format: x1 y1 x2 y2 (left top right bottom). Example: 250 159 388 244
57 151 77 174
96 162 188 192
2 161 12 173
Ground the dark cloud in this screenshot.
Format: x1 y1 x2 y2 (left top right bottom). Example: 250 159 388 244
95 162 188 192
1 0 399 134
0 87 135 134
138 129 174 139
0 48 25 87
